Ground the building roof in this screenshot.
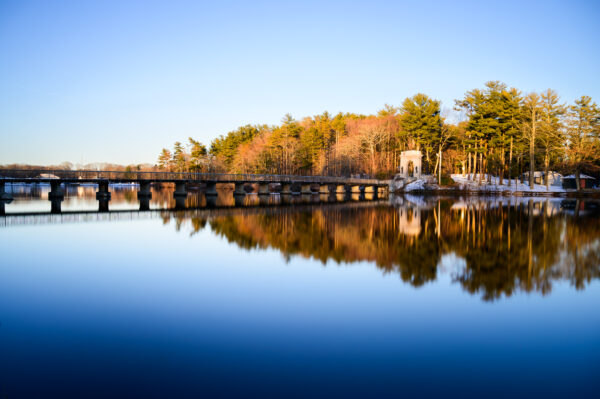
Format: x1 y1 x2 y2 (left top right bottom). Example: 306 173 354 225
563 174 595 179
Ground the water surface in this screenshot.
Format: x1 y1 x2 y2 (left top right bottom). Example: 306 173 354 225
1 185 599 398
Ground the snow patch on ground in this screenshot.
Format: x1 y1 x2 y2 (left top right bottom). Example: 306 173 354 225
451 174 567 193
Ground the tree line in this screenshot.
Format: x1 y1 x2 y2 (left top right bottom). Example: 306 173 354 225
157 81 600 189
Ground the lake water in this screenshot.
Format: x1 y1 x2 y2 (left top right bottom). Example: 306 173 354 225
1 185 599 398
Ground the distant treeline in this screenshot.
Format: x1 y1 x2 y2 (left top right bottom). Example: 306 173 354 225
158 81 600 189
0 162 157 173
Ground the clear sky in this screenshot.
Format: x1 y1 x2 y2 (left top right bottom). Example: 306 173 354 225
1 0 598 166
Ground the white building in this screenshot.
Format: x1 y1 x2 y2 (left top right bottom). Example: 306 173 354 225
398 150 422 178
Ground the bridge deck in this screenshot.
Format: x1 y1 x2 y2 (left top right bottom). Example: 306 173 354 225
0 170 390 186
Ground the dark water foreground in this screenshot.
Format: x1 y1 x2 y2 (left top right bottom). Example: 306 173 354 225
0 186 599 398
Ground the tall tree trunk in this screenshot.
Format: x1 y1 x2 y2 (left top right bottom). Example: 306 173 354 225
438 146 442 185
478 147 483 186
508 137 513 187
468 145 472 180
500 145 505 186
544 149 549 191
529 110 537 189
520 154 524 184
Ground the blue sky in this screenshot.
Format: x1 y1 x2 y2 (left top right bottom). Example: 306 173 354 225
1 0 598 165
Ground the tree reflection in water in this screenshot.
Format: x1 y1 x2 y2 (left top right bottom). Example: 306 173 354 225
162 196 600 301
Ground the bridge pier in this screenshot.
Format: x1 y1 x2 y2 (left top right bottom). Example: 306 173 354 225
173 181 189 198
0 181 13 201
173 196 186 209
204 182 217 196
205 194 218 208
281 183 292 195
98 199 110 212
137 181 152 199
281 194 292 204
234 193 246 207
95 180 111 200
49 181 65 200
335 184 346 194
233 182 246 195
259 194 270 205
138 181 152 210
50 199 62 214
139 197 151 211
319 184 330 194
301 183 312 194
258 182 270 195
48 181 65 213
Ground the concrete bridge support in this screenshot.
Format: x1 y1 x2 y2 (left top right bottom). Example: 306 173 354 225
259 194 270 205
137 181 152 200
0 183 12 215
204 181 219 200
50 199 62 214
49 181 65 200
301 183 312 194
98 199 110 213
139 197 151 211
281 183 292 195
233 182 246 195
281 194 292 204
205 195 217 208
204 182 217 196
0 182 13 201
48 181 65 213
335 184 346 194
234 194 246 207
258 182 270 195
364 185 375 193
95 181 111 201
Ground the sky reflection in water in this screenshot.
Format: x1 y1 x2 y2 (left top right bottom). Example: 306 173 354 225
0 186 599 398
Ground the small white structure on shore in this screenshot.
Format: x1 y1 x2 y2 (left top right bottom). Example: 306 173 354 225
521 171 562 186
398 150 422 178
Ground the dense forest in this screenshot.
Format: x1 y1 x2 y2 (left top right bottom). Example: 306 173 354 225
158 82 600 190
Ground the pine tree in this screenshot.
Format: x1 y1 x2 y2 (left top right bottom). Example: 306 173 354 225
566 96 600 190
400 93 442 173
158 148 172 171
538 90 566 189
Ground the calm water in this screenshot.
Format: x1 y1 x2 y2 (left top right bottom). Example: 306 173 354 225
1 185 599 398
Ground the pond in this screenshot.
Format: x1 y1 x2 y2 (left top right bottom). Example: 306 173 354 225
1 185 599 398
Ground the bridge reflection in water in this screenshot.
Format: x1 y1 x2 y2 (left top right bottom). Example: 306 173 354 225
3 190 598 301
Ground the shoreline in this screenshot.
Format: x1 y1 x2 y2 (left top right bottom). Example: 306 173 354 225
390 188 600 198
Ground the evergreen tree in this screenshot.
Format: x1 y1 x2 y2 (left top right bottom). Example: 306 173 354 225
538 90 566 188
158 148 172 170
400 93 442 173
566 96 600 189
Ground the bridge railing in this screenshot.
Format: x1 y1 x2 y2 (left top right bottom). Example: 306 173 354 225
0 169 389 185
